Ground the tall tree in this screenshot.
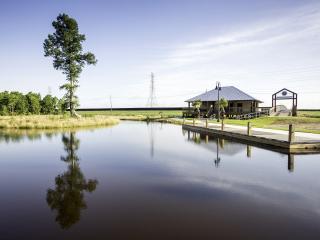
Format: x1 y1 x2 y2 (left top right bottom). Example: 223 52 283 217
43 13 97 117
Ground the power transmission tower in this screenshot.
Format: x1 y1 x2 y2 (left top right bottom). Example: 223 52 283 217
147 72 157 107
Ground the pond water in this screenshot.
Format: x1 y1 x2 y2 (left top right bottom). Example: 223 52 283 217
0 121 320 239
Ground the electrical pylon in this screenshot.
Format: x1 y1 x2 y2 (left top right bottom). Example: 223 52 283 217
147 72 157 107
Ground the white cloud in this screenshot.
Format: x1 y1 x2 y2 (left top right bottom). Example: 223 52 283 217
147 3 320 108
165 4 320 67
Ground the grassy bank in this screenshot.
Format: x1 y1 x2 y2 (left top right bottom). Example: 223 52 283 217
157 117 320 134
298 111 320 118
78 110 320 133
80 110 182 120
220 117 320 134
0 115 119 129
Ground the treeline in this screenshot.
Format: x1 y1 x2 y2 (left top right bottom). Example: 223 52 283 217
0 91 67 115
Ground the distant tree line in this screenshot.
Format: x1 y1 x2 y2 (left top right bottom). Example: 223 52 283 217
0 91 67 115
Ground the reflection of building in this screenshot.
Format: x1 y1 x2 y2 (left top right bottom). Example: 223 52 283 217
185 130 247 156
184 129 297 172
185 131 248 168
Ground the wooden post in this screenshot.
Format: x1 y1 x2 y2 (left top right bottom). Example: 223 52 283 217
205 135 209 143
221 119 224 131
193 118 195 126
205 119 208 128
288 124 295 142
247 122 252 136
183 118 185 125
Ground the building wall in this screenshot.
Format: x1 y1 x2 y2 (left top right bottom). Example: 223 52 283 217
229 101 258 113
242 101 253 112
197 100 259 113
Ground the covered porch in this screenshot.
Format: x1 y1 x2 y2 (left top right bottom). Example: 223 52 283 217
183 100 261 118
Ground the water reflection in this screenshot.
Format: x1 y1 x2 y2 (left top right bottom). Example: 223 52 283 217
247 145 252 158
214 139 223 168
184 129 299 173
147 121 155 158
288 154 294 172
0 130 58 143
1 122 320 239
46 132 98 229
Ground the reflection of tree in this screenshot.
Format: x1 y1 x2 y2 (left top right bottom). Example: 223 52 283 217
0 130 59 143
47 132 98 229
0 131 41 143
60 132 80 165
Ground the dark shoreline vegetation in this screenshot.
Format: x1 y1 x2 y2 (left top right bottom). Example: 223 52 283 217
0 91 67 115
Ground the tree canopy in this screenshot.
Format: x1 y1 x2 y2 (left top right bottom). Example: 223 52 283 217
217 98 228 113
0 91 66 115
192 100 202 118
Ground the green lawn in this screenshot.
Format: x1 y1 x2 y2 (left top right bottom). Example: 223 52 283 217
210 116 320 134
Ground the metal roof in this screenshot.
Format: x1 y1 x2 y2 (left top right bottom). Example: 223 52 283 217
185 86 262 102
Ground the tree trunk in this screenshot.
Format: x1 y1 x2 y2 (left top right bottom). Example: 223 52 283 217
69 77 80 118
69 89 73 116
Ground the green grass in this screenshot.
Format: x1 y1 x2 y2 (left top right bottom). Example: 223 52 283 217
0 115 119 129
298 111 320 118
80 110 182 119
210 116 320 134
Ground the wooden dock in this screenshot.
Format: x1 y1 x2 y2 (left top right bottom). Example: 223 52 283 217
182 120 320 154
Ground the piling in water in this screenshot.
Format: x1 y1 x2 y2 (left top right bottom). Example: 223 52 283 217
247 122 252 136
288 124 295 142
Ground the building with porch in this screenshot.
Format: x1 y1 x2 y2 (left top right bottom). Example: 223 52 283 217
184 86 262 117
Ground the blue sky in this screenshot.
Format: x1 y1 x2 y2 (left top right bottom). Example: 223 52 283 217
0 0 319 108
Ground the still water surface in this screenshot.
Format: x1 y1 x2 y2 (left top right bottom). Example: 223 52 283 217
0 121 320 239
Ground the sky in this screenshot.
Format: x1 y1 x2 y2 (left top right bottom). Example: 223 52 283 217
0 0 319 108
